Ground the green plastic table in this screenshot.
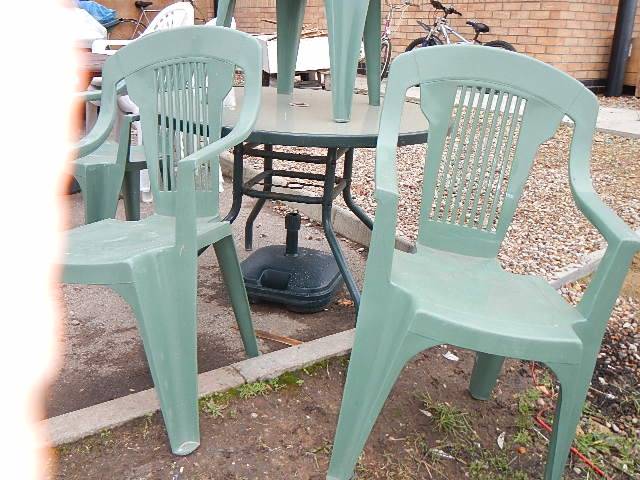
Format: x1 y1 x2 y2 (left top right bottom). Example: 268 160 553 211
222 87 428 310
216 0 384 123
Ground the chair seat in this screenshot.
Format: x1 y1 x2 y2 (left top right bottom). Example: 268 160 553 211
392 246 584 363
61 214 230 284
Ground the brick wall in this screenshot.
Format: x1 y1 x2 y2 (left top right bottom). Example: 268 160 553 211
230 0 640 85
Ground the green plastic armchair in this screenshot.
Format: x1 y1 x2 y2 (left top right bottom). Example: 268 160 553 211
71 96 145 223
61 26 263 455
327 45 640 480
216 0 383 123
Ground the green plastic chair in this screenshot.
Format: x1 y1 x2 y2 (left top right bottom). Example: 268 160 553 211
327 45 640 480
61 26 263 455
216 0 382 123
70 104 145 223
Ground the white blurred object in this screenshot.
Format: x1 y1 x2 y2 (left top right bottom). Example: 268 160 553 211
69 8 107 49
256 35 330 74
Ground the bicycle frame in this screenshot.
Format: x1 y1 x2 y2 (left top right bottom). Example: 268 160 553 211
383 1 413 39
426 17 474 45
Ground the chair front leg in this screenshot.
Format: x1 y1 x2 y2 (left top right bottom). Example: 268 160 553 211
114 256 200 456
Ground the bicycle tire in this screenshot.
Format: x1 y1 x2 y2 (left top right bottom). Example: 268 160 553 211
405 34 442 52
484 39 516 52
380 39 392 78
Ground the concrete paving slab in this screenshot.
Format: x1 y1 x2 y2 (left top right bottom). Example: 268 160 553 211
44 329 355 447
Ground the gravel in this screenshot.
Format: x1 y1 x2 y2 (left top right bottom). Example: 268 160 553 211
597 94 640 110
244 94 640 396
246 119 639 282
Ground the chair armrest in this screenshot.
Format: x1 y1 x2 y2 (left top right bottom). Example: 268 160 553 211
572 186 640 247
75 90 102 103
568 123 640 337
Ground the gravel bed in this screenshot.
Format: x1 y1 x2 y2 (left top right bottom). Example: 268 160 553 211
597 94 640 110
246 125 639 281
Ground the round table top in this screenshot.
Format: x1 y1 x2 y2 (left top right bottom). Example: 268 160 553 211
222 87 429 148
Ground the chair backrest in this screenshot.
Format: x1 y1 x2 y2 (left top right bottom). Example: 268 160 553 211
378 45 598 258
143 2 194 35
98 26 262 218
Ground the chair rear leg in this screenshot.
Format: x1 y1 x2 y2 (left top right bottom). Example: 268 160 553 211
122 168 141 221
327 334 435 480
543 362 592 480
213 235 260 358
468 352 505 400
115 260 200 455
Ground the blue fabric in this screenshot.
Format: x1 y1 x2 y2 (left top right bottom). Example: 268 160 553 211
76 1 118 26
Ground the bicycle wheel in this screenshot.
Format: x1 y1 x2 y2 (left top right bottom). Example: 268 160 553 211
357 38 393 80
405 34 442 52
380 39 392 78
484 40 516 52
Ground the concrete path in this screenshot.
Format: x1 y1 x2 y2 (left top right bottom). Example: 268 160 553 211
354 75 640 138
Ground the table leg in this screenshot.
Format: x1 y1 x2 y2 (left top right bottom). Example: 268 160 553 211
215 0 236 26
223 143 245 223
342 149 373 230
276 0 307 95
244 145 273 250
363 0 382 106
324 0 370 122
322 148 361 311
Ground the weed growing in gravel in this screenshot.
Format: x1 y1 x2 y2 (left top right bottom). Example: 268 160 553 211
469 451 529 480
238 381 271 399
200 370 307 415
420 393 475 439
516 387 541 431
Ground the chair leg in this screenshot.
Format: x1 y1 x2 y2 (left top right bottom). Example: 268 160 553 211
213 235 260 358
122 168 141 221
327 333 434 480
275 0 307 95
324 0 371 122
79 166 120 224
215 0 236 26
114 259 200 456
468 352 505 400
543 362 592 480
363 0 381 106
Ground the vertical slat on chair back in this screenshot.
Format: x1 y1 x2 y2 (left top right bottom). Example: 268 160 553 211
126 57 233 217
416 79 563 257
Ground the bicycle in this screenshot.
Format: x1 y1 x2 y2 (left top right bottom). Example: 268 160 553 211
405 0 515 52
358 0 416 79
125 0 207 39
